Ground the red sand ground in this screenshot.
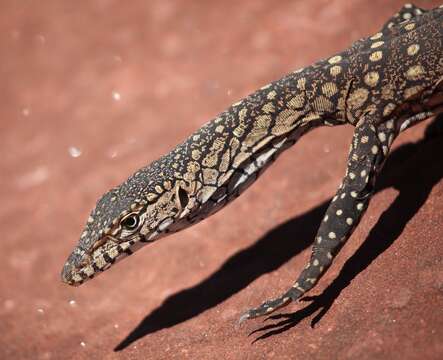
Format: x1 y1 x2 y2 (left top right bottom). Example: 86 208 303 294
1 1 442 359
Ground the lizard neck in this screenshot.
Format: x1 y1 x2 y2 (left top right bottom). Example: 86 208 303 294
170 66 345 222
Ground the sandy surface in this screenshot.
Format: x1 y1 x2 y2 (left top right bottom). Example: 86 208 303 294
1 1 442 359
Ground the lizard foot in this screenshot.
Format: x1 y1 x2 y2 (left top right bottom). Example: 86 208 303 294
239 295 292 323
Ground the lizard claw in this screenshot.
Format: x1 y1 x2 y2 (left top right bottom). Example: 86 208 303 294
239 295 292 323
238 312 251 324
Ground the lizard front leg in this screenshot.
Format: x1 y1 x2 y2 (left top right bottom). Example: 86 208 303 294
240 117 396 322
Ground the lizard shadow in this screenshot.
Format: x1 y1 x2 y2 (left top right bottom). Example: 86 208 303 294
115 119 443 351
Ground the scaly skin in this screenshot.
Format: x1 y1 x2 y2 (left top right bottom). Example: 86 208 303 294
61 4 443 323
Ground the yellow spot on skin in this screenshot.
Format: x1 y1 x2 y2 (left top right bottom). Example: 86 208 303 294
73 274 83 282
191 149 201 160
146 193 158 202
238 108 247 122
244 115 272 147
215 125 224 133
348 88 369 109
313 95 334 112
364 71 380 87
187 161 200 173
267 90 277 100
288 94 305 109
219 149 230 172
232 152 249 169
370 32 383 40
371 41 384 49
108 247 119 259
328 55 342 64
233 123 247 138
262 102 275 114
407 44 420 56
405 23 415 31
369 51 383 62
95 256 107 269
404 86 423 99
202 168 219 185
371 145 379 154
321 82 338 97
297 77 306 90
163 180 172 190
84 265 94 276
406 65 425 80
383 103 396 117
330 65 342 77
381 85 394 100
272 109 302 136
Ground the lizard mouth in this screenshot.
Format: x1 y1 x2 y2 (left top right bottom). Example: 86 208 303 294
61 235 148 286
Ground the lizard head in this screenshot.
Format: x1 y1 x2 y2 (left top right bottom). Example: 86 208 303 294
61 163 199 286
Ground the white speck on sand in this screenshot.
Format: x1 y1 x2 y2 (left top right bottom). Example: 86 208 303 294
112 91 121 101
68 146 82 158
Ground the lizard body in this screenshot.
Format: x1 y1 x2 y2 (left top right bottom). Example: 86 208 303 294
62 4 443 322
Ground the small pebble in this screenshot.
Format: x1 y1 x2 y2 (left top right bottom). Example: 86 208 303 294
68 146 82 158
112 91 121 101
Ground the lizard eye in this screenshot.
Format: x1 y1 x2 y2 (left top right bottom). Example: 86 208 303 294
121 214 140 230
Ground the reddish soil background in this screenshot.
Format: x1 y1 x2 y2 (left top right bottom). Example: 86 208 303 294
1 1 442 359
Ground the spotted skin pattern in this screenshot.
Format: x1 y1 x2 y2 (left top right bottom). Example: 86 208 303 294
62 5 443 323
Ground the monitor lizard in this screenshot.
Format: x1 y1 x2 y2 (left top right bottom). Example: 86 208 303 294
61 4 443 323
